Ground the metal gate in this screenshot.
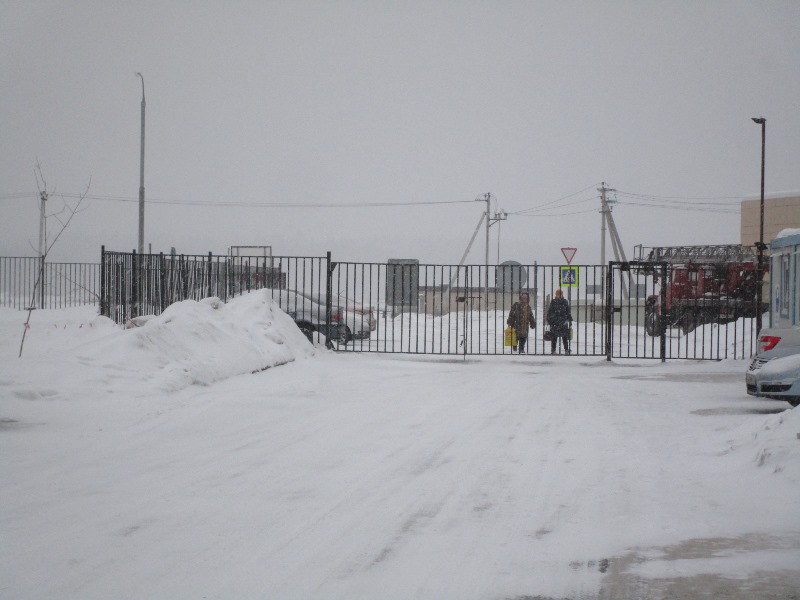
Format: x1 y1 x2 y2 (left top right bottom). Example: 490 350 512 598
333 260 759 359
605 261 760 360
332 261 607 357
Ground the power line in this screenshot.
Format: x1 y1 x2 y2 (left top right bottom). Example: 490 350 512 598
512 194 598 215
514 207 599 217
1 192 478 208
618 201 738 214
508 182 602 215
615 189 745 202
1 187 744 215
617 196 741 207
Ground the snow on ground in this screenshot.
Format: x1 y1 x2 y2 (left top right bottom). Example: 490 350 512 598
1 293 799 599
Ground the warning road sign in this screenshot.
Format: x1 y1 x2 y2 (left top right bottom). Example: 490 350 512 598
561 247 577 264
560 266 579 287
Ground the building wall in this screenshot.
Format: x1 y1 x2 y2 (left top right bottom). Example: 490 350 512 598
741 195 800 247
769 233 800 329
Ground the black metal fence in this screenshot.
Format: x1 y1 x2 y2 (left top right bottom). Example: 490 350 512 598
0 256 100 310
605 261 761 360
327 260 760 360
100 249 329 327
1 250 760 361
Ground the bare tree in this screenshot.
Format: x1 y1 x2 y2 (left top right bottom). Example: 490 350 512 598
19 163 90 357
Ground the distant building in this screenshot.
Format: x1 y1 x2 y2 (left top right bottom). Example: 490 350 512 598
741 194 800 248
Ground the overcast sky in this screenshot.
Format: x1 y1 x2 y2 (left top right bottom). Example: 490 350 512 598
2 1 798 265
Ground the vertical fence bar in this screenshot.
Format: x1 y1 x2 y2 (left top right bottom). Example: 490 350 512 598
605 262 613 361
206 252 212 299
325 251 333 350
660 263 667 362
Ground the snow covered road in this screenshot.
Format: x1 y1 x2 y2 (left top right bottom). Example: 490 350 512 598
1 301 799 599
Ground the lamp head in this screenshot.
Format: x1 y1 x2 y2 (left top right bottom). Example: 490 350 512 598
752 117 766 125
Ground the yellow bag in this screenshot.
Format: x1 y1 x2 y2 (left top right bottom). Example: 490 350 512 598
504 327 517 347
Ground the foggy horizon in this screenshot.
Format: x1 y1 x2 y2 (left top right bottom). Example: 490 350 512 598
2 1 798 266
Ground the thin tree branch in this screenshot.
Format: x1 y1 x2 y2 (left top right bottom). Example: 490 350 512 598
19 170 91 357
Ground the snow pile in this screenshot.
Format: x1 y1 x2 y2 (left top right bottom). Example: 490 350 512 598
750 406 800 477
98 293 315 391
3 290 315 395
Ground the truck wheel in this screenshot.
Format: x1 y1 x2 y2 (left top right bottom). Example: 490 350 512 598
645 299 659 337
681 312 699 335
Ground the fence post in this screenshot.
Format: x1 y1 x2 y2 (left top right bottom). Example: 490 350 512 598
39 254 46 309
605 262 613 361
325 251 334 349
463 266 469 359
207 252 213 299
660 262 668 362
159 252 166 313
131 249 138 318
118 257 126 322
100 246 107 316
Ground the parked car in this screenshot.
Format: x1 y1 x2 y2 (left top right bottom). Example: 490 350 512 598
337 299 377 340
269 290 375 345
746 326 800 407
746 353 800 407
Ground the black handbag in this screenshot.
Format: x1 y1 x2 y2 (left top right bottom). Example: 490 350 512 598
543 328 553 342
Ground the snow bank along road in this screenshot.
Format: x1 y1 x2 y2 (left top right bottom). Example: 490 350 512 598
1 301 799 599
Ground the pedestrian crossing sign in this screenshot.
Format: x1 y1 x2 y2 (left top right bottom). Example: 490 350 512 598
560 266 579 287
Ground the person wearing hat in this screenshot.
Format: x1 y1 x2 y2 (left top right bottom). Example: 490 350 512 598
546 288 573 354
506 292 536 353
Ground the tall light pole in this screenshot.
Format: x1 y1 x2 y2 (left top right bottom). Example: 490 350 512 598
752 116 766 335
136 72 146 255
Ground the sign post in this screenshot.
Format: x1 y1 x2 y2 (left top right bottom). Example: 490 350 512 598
560 248 578 304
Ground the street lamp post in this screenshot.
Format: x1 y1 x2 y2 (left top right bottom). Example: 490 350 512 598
752 116 766 335
136 72 146 255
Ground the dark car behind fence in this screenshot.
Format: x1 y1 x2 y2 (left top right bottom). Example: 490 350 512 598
3 251 762 360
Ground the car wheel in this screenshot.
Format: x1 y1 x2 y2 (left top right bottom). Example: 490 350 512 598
788 398 800 408
297 322 314 343
334 325 352 346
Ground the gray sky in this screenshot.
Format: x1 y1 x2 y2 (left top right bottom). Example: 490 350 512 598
2 1 798 265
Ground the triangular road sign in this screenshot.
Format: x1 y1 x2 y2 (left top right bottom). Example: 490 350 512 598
561 247 577 264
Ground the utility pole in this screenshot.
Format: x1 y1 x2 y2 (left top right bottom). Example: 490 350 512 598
38 191 48 258
484 193 491 309
484 193 491 269
481 192 508 309
598 182 629 300
136 72 146 255
598 182 615 266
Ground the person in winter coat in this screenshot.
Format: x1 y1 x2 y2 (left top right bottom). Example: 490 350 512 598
507 292 536 353
546 288 573 354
